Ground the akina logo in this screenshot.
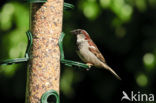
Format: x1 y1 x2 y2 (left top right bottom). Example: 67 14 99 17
121 91 155 102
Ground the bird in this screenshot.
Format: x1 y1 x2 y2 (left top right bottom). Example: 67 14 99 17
70 29 121 80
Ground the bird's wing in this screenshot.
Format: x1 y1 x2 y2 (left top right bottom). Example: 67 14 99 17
88 40 106 63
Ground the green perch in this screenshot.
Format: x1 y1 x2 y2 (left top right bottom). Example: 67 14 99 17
59 32 89 69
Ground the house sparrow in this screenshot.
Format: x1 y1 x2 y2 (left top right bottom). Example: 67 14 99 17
70 29 121 80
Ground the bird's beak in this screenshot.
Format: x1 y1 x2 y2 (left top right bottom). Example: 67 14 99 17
70 30 77 35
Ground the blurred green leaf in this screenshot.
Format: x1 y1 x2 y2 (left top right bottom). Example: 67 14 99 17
0 3 14 31
111 0 133 22
61 68 74 97
135 0 147 12
143 53 155 70
149 0 156 7
115 26 126 38
100 0 111 8
79 0 100 20
13 2 29 29
0 2 28 77
0 65 18 77
136 73 148 87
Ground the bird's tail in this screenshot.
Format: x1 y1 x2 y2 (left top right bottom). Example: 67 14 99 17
102 63 121 80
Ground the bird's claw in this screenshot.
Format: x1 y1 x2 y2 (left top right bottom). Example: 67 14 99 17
86 63 93 68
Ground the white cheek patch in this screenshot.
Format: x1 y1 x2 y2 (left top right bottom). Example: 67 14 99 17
77 35 85 43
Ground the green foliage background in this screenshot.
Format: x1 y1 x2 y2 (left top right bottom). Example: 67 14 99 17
0 0 156 102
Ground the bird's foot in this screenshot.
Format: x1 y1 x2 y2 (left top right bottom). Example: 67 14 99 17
86 63 93 68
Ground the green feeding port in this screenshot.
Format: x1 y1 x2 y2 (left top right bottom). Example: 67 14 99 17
0 31 32 65
25 1 75 10
41 89 59 103
64 2 74 10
